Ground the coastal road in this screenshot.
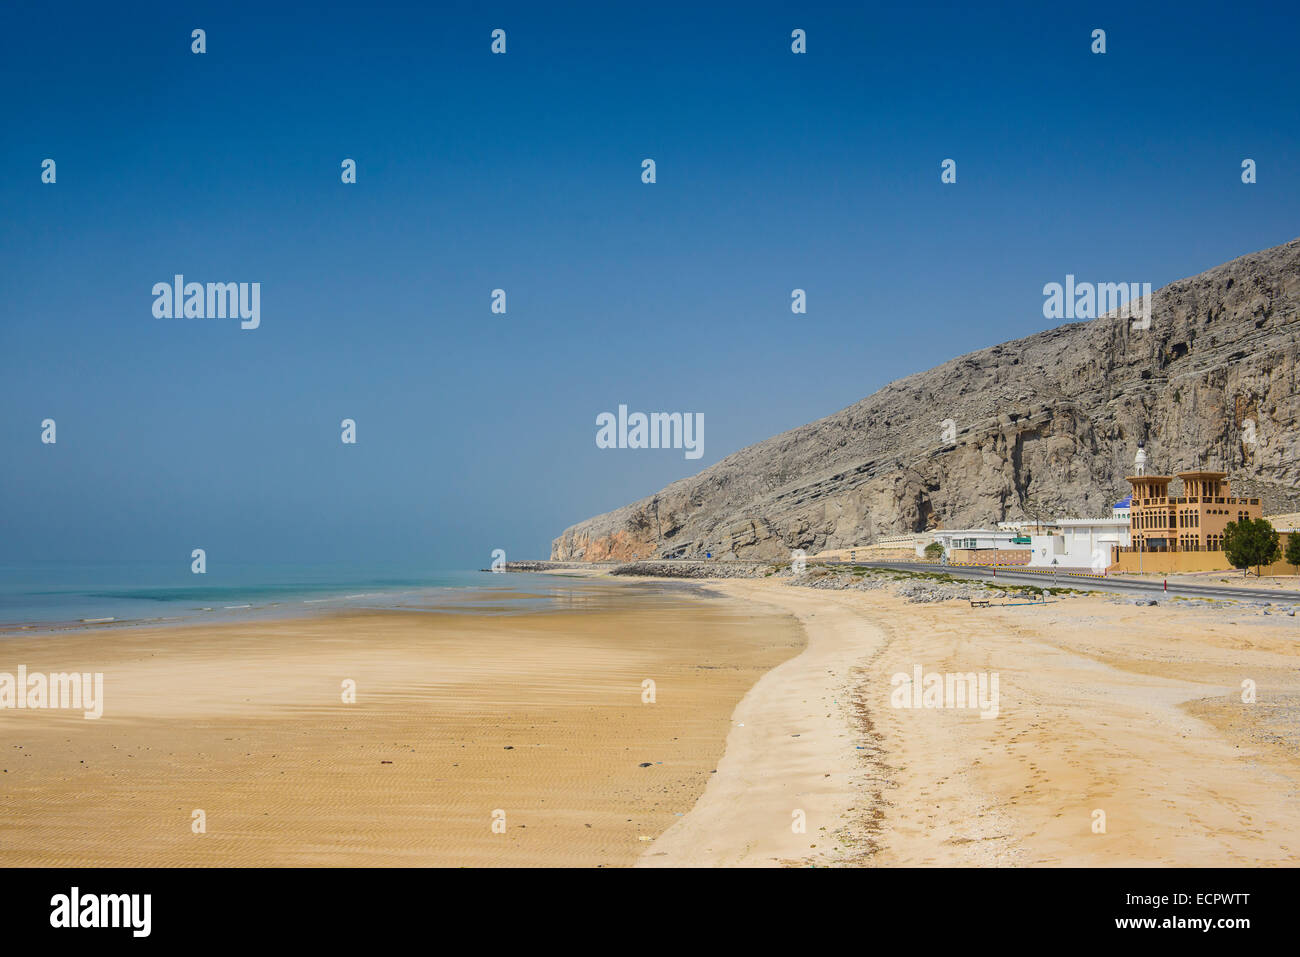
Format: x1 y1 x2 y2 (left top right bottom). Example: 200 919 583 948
846 560 1300 604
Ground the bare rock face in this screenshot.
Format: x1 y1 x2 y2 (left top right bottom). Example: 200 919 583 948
552 238 1300 561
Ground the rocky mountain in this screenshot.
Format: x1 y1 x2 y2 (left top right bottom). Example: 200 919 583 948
552 238 1300 562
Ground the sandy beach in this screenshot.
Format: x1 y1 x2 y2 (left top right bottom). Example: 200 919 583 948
0 582 802 866
3 572 1298 867
645 578 1300 867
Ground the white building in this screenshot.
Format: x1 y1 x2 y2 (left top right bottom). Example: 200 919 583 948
928 510 1132 570
1026 517 1131 570
931 528 1027 552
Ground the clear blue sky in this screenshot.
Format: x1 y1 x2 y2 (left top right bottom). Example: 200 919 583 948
2 1 1297 567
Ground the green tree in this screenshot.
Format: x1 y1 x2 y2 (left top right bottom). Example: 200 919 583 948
924 542 945 561
1285 532 1300 574
1222 518 1280 577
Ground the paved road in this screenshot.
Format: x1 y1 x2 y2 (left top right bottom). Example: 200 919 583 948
846 561 1300 604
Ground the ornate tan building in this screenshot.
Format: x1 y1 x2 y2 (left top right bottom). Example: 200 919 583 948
1126 448 1261 552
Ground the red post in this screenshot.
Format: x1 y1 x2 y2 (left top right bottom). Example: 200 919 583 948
1163 578 1167 592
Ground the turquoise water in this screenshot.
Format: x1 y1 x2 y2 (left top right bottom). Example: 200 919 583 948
0 561 588 633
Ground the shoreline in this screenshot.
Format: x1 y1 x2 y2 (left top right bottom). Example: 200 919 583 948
0 570 643 639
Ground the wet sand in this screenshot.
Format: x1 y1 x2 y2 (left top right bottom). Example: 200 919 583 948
0 584 803 866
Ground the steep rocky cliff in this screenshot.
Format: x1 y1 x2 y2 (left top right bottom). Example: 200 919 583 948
553 238 1300 561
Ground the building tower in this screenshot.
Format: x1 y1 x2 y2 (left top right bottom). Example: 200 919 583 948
1125 437 1262 554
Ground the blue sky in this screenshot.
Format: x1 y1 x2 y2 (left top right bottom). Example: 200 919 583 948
2 1 1297 567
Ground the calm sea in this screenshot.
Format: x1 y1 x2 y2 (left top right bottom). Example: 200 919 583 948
0 561 612 634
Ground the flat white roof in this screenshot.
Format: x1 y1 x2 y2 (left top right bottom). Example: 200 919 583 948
1054 517 1130 526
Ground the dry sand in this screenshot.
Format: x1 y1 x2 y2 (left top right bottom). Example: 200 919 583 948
0 585 802 866
644 579 1300 867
